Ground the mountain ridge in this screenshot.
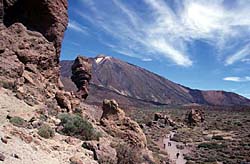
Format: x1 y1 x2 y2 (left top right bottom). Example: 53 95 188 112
60 55 250 108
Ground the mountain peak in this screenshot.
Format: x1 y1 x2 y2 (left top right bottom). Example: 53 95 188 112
94 54 112 64
60 56 250 107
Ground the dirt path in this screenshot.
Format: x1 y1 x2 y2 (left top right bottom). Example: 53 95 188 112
163 131 189 164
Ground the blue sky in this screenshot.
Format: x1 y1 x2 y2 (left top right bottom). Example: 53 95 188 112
61 0 250 98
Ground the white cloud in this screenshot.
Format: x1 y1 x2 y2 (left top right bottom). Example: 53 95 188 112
241 58 250 63
223 77 241 82
142 58 152 62
68 20 88 34
225 44 250 65
150 39 192 66
75 0 250 66
223 76 250 82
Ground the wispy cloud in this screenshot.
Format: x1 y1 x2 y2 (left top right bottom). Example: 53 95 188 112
70 42 81 47
142 58 152 62
223 76 250 82
241 59 250 63
74 0 250 66
68 20 88 34
225 44 250 65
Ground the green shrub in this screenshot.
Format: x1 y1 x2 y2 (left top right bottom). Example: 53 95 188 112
198 142 226 149
57 113 101 141
10 116 26 127
38 124 55 139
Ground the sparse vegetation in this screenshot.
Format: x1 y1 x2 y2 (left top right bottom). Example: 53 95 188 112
128 106 250 164
198 142 226 149
9 116 26 127
57 113 101 141
38 124 55 139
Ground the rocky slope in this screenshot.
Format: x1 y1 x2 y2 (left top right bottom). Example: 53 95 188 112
0 1 155 163
60 55 250 108
0 88 97 164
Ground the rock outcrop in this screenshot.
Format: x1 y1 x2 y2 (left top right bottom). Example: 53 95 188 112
100 99 155 163
0 0 68 106
154 112 176 127
2 0 68 54
100 99 147 148
71 56 92 99
185 108 205 126
82 138 117 163
55 91 72 111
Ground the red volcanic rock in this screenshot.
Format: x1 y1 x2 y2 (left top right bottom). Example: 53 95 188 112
154 112 176 127
2 0 68 54
185 108 205 126
82 138 117 163
55 91 72 112
71 56 92 99
100 99 147 148
0 0 68 105
100 99 155 162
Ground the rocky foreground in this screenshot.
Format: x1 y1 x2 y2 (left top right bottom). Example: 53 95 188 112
0 0 155 163
2 1 249 164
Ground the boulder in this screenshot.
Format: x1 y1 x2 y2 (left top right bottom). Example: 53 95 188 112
100 99 147 149
185 108 205 126
1 137 8 144
0 152 5 161
69 156 83 164
101 99 125 120
82 138 117 163
55 91 72 112
153 112 176 127
71 56 92 99
154 112 165 121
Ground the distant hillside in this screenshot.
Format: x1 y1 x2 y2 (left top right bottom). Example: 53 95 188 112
60 55 250 108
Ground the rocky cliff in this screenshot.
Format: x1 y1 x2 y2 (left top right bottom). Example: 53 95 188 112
0 0 68 106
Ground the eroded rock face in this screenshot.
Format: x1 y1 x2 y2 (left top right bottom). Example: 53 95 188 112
154 112 176 127
100 99 147 148
82 138 117 163
100 99 155 163
55 91 81 112
101 99 124 120
0 23 58 105
2 0 68 54
185 108 205 126
55 91 72 112
71 56 92 99
0 0 68 106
